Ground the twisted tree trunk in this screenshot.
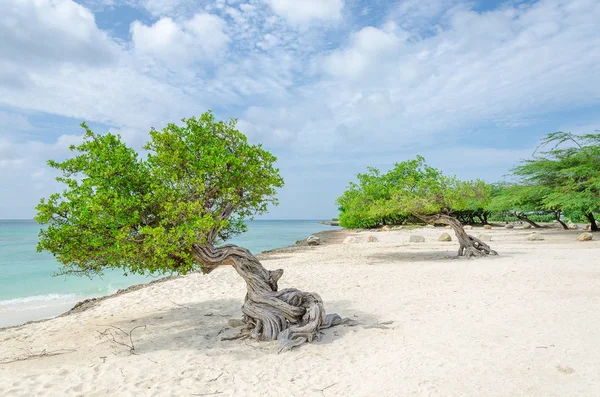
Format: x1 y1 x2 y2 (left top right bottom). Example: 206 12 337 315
191 243 353 352
584 212 598 232
514 212 541 228
482 211 490 225
468 212 478 225
553 210 568 230
417 214 498 258
476 213 487 225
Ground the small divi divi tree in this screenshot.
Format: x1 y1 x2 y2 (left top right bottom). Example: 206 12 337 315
36 112 349 352
338 156 497 257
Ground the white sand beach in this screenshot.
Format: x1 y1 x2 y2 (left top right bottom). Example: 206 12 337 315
1 226 599 396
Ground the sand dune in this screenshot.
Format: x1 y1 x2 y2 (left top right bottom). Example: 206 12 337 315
1 226 599 396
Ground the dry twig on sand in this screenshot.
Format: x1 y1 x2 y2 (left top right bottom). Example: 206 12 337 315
169 299 190 309
96 324 147 354
313 382 338 396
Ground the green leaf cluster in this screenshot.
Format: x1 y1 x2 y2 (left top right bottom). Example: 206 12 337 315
509 132 600 222
36 111 284 276
336 156 491 228
488 183 550 213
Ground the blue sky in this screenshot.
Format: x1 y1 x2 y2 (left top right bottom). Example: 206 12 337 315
1 0 599 219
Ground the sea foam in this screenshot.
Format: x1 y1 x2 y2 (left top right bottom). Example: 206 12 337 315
0 293 79 312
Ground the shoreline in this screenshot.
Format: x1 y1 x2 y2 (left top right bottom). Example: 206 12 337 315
0 228 349 331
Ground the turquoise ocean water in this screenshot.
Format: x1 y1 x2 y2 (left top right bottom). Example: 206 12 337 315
0 219 338 326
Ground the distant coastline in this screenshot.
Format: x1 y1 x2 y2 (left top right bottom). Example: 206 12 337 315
318 220 340 226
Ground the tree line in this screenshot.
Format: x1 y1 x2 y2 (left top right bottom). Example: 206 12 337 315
337 132 600 233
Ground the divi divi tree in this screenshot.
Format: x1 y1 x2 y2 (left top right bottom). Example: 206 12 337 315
36 112 349 352
338 156 497 257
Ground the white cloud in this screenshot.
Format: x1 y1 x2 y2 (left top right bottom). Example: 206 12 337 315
139 0 190 16
257 33 279 50
238 106 303 146
131 13 230 66
264 0 344 25
323 26 404 79
82 0 198 17
255 0 600 154
1 0 600 219
0 0 118 70
0 139 25 169
391 0 465 32
3 64 203 135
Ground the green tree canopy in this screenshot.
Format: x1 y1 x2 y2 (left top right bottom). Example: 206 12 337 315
337 156 490 227
36 111 284 276
335 167 401 229
337 156 496 257
511 131 600 230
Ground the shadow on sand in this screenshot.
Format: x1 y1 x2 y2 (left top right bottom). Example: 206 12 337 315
367 248 513 263
113 298 381 357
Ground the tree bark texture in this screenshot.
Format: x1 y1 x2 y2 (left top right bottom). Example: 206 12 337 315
476 214 487 225
553 210 569 230
482 211 490 225
514 212 542 228
191 243 353 352
584 212 598 232
417 214 498 258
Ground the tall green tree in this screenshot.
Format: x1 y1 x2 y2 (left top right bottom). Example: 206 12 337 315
36 112 349 352
338 156 497 257
512 132 600 231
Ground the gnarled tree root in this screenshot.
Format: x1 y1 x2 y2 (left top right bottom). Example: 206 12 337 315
192 243 355 352
459 235 498 258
